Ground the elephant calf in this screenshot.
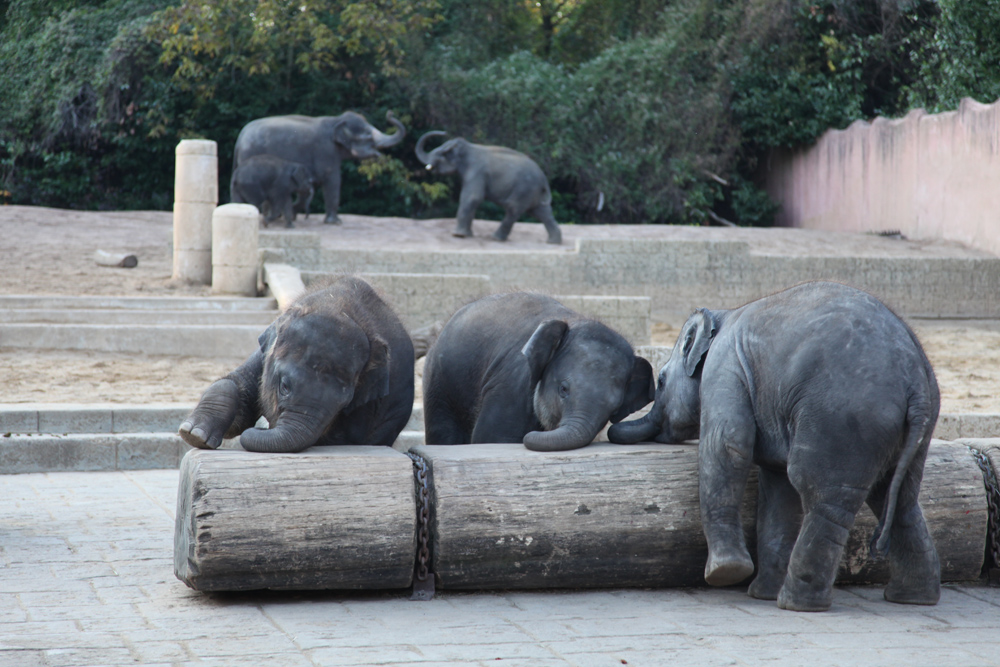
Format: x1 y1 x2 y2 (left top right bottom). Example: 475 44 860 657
610 281 941 612
416 132 562 244
423 292 653 450
179 277 414 453
231 154 314 228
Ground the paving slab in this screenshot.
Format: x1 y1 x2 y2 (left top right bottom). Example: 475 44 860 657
0 470 998 666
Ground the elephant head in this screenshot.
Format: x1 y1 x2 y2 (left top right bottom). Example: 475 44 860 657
608 309 717 444
520 319 654 452
238 307 391 453
334 111 405 161
415 131 465 174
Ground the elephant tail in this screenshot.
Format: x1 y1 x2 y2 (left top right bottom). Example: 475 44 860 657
869 383 938 558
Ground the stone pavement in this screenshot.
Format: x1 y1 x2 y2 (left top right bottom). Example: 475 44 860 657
2 470 999 667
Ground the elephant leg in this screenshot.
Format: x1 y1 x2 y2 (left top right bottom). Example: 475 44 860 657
179 350 265 450
748 467 802 600
699 395 757 587
322 170 342 225
423 396 470 445
491 208 521 242
867 473 941 605
531 203 562 245
454 185 484 237
282 197 295 228
777 452 871 612
471 389 535 444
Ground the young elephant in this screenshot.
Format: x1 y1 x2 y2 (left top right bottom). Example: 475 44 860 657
423 292 654 450
179 277 414 453
231 154 314 228
609 281 941 612
415 131 562 244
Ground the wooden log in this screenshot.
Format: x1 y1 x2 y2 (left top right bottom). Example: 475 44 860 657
174 446 417 592
93 249 138 268
413 441 986 590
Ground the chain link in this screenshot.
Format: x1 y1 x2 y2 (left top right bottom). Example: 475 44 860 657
407 452 432 583
970 447 1000 570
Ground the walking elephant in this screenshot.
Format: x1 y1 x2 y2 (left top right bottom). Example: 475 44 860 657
415 131 562 244
609 281 941 612
423 292 653 450
232 111 405 225
179 277 414 453
231 154 314 228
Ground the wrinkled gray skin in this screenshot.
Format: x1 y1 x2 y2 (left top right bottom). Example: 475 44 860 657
415 132 562 244
609 281 941 612
232 111 405 225
423 293 653 451
231 154 314 228
179 277 414 453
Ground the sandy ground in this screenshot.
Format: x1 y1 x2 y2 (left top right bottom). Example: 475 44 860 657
1 205 998 412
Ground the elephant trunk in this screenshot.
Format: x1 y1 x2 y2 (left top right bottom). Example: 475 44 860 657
239 409 328 453
607 405 661 444
523 416 601 452
415 131 448 166
372 111 406 149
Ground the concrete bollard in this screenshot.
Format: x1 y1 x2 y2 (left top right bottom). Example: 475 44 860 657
212 203 259 296
172 140 218 284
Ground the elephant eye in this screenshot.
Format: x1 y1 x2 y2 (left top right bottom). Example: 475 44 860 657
278 377 291 397
558 381 570 399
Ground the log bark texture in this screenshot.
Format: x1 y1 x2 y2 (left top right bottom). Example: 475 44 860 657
413 441 985 590
174 446 416 592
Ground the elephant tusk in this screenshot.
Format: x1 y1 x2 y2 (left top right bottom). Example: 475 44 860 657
426 164 433 170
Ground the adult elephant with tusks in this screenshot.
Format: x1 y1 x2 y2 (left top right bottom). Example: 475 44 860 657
415 131 563 244
179 277 414 453
609 281 941 612
422 292 654 450
231 111 405 225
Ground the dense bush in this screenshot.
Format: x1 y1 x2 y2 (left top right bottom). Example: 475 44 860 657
2 0 1000 225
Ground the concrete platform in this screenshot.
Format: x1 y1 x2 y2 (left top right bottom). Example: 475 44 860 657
1 468 998 666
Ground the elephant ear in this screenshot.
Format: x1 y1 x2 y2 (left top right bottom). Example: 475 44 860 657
257 321 280 354
609 356 655 424
521 319 569 388
353 334 391 407
682 308 717 377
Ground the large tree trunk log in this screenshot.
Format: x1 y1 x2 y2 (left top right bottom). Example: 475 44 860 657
412 441 986 590
174 446 416 592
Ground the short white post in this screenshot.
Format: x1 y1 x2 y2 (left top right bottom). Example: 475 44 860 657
172 139 218 284
212 203 259 296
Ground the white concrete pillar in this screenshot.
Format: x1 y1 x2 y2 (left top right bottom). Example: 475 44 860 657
173 140 218 283
212 203 259 296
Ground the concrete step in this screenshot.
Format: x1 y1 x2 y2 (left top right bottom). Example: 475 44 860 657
0 404 194 435
1 432 188 473
0 323 262 357
0 295 278 311
1 308 277 326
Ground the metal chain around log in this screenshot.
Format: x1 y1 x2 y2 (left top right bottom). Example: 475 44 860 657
406 451 435 601
970 447 1000 570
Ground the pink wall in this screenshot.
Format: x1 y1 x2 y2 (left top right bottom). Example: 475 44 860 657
764 98 1000 257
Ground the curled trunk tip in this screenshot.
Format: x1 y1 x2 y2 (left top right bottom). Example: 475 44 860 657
607 411 660 444
415 130 447 165
522 421 598 452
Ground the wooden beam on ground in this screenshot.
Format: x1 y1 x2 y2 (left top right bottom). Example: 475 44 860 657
174 446 417 592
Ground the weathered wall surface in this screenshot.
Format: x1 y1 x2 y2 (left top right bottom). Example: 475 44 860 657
764 98 1000 257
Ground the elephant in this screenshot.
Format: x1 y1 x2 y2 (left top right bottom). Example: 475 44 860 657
231 154 314 228
422 292 654 451
415 131 562 244
178 276 414 453
609 281 941 612
231 111 405 225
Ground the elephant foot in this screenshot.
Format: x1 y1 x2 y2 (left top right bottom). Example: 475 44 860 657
884 579 940 606
452 227 471 238
546 234 562 245
747 573 784 601
324 215 342 225
776 574 832 612
178 379 240 450
490 231 509 242
704 546 754 587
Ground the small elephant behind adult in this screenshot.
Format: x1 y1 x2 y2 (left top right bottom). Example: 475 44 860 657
423 292 653 450
416 132 562 244
609 281 941 612
179 276 414 453
231 154 314 228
